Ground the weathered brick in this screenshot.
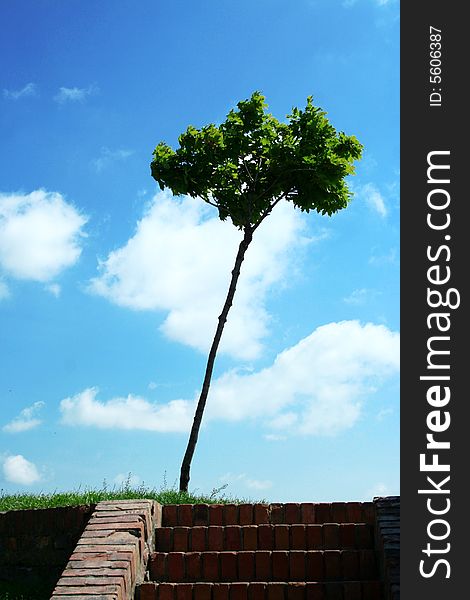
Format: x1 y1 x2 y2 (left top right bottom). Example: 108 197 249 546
191 527 207 551
272 552 289 582
290 525 306 550
168 553 185 581
345 503 363 523
176 583 194 600
269 505 284 525
194 505 210 526
160 583 176 600
306 552 324 581
330 504 347 524
339 524 355 549
305 582 325 600
362 581 382 600
174 528 190 552
238 551 255 580
258 525 274 550
289 552 306 581
239 505 254 526
248 582 266 600
186 552 202 581
313 505 331 525
224 505 239 526
226 526 242 550
300 504 315 525
266 582 285 600
179 506 194 527
284 504 301 525
254 505 270 525
243 526 258 551
231 582 249 600
341 551 360 580
163 506 178 527
203 552 220 582
343 582 361 600
150 553 168 581
287 583 305 600
194 583 212 600
139 582 158 600
208 526 224 551
323 583 342 600
306 526 322 550
209 505 224 526
362 503 375 525
323 551 341 581
322 524 339 550
274 526 289 550
359 550 377 579
220 552 237 581
255 551 271 581
214 583 231 600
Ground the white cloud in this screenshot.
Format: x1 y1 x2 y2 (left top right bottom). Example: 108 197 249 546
360 183 387 217
3 82 38 100
60 387 194 432
92 147 134 173
3 401 45 433
2 455 42 485
60 321 399 437
219 472 273 491
89 191 308 360
54 84 98 104
0 190 87 282
343 288 379 305
45 283 61 297
0 279 10 300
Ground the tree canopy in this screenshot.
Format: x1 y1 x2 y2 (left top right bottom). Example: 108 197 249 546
151 91 363 232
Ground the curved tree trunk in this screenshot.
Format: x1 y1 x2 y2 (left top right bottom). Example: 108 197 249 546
179 226 253 492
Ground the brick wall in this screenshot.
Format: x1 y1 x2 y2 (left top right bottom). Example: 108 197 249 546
0 505 94 598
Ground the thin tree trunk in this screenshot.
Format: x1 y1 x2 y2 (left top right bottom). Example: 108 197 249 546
179 226 253 492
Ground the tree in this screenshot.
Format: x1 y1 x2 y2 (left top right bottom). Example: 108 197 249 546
151 92 362 492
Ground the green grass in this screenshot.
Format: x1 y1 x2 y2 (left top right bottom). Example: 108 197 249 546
0 475 262 511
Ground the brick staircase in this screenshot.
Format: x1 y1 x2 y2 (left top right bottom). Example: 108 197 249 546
136 503 383 600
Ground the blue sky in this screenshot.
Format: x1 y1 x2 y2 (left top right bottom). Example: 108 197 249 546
0 0 399 501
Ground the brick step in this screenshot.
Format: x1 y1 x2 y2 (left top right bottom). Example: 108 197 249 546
156 524 374 552
162 504 375 528
136 580 383 600
149 550 378 583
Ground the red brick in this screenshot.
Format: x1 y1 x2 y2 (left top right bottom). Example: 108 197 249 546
220 552 237 581
254 505 270 525
362 581 382 600
208 527 224 551
339 524 355 549
323 551 341 581
341 551 360 580
258 525 274 550
355 525 373 549
287 583 305 600
267 583 285 600
362 503 375 525
290 525 305 550
238 551 255 580
343 582 361 600
163 506 178 527
226 526 242 550
243 526 258 550
209 505 224 526
306 552 324 581
322 525 339 550
270 505 285 525
203 552 220 582
285 504 301 525
345 503 363 523
305 583 325 600
330 503 347 524
186 553 202 581
300 504 315 525
194 583 212 600
248 582 266 600
168 553 185 581
224 505 239 526
306 526 322 550
179 505 194 527
239 505 254 526
272 552 289 582
150 553 168 581
323 583 342 600
255 551 271 580
194 505 210 526
176 583 194 600
231 583 249 600
289 552 306 581
174 528 189 552
159 583 176 600
191 527 207 551
274 526 289 550
140 582 158 600
313 505 331 525
359 550 377 579
214 583 231 600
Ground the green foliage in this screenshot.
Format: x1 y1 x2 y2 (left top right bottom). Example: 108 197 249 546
151 91 362 229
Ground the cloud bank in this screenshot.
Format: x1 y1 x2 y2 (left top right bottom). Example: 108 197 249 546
3 401 45 433
2 455 41 485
